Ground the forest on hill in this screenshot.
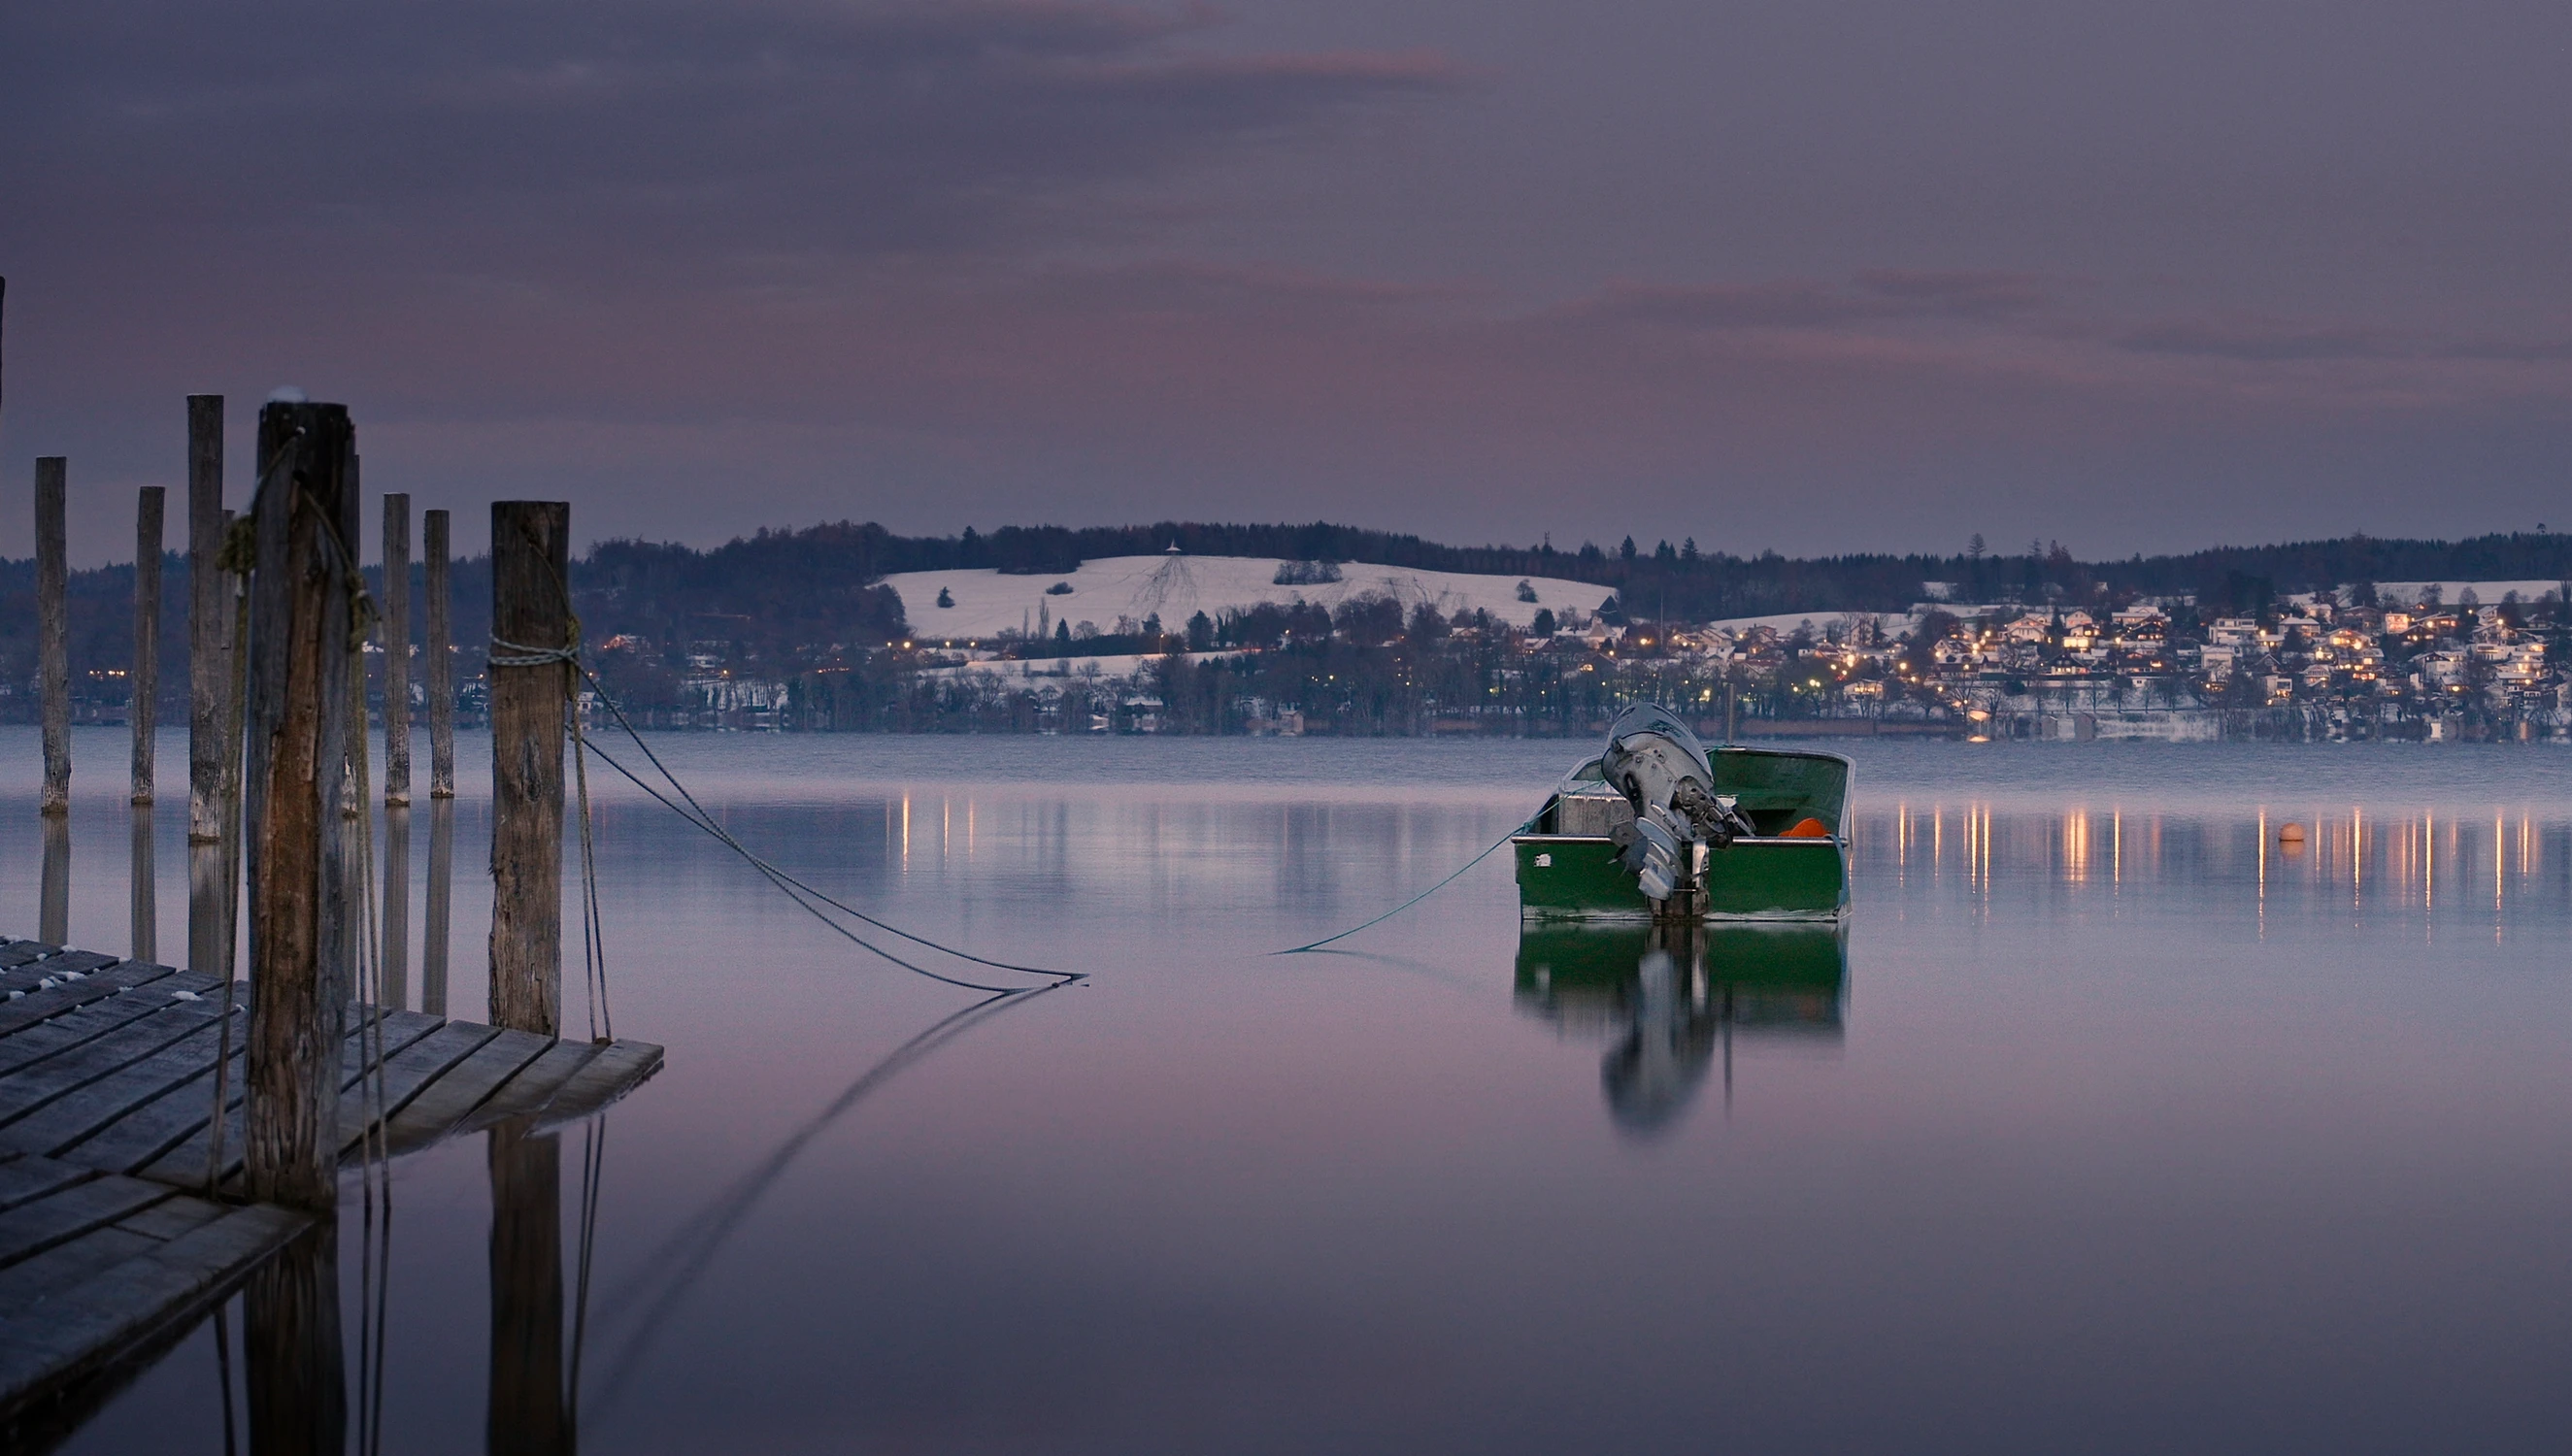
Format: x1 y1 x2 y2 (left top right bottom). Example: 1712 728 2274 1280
9 519 2572 721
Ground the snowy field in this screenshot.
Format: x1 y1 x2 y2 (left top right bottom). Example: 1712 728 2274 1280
881 555 1616 641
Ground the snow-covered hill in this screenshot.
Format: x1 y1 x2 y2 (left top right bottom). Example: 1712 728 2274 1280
882 554 1617 641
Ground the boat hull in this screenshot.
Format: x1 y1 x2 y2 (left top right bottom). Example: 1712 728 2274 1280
1514 835 1849 921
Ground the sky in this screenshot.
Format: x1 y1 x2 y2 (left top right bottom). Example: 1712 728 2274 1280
3 0 2568 565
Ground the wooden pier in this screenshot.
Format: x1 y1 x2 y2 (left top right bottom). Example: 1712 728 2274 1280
0 935 663 1427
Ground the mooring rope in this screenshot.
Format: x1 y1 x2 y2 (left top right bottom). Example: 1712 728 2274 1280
1272 817 1533 954
333 493 398 1456
575 670 1086 990
580 741 1052 994
488 616 616 1041
500 528 1084 995
200 460 273 1199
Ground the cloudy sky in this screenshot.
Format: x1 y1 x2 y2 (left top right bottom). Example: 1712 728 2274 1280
4 0 2567 562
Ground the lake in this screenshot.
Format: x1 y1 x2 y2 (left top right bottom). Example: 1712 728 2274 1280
7 727 2572 1453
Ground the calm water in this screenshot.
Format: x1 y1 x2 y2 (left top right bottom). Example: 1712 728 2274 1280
8 727 2572 1453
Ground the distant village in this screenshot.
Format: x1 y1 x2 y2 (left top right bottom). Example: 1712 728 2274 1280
11 525 2572 742
587 568 2570 742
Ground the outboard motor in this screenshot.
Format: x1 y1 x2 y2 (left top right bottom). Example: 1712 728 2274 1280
1598 704 1754 916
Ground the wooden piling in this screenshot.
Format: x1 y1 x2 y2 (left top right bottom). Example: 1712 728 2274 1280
424 508 455 800
39 815 69 947
36 457 70 817
131 486 165 805
383 493 413 806
187 395 227 844
218 507 248 985
488 502 569 1036
242 402 359 1213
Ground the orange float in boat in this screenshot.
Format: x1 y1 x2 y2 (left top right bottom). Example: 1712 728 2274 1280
1783 817 1832 839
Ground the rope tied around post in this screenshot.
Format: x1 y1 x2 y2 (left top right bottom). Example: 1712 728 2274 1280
490 602 616 1042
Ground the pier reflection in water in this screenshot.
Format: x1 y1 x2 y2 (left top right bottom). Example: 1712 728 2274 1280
1516 923 1847 1135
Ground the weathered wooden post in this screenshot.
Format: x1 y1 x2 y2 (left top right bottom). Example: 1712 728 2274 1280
218 507 248 984
424 508 455 800
489 502 569 1035
188 395 227 843
40 814 69 947
132 485 165 804
189 841 226 982
383 493 412 806
243 401 359 1212
37 456 71 817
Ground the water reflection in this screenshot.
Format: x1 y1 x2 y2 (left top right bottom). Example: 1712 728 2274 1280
1868 801 2562 937
382 808 411 1011
244 1224 345 1456
1516 923 1849 1136
488 1123 569 1456
128 807 156 964
424 800 453 1017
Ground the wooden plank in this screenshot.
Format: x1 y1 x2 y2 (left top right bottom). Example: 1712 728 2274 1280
454 1039 602 1134
0 992 233 1129
113 1196 226 1243
133 1010 447 1189
0 1156 92 1212
344 1004 444 1041
0 1227 161 1308
0 963 179 1040
84 1009 443 1182
382 1029 552 1155
335 1020 499 1155
529 1040 665 1131
0 973 225 1078
25 951 119 979
0 1203 307 1422
0 1175 171 1269
0 944 55 971
0 950 123 998
0 1017 245 1161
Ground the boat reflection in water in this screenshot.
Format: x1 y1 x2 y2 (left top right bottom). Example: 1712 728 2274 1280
1515 922 1848 1137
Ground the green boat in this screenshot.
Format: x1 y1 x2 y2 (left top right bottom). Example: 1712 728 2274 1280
1515 704 1852 922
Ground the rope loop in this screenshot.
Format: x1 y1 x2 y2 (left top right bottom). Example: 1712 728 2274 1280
488 632 583 669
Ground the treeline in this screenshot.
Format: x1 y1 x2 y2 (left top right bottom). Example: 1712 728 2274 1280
14 521 2572 722
576 519 2572 631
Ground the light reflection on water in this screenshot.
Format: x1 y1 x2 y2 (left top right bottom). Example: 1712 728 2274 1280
5 729 2572 1453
